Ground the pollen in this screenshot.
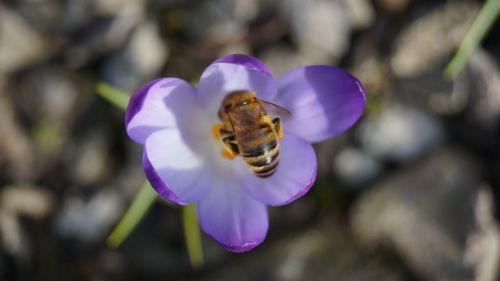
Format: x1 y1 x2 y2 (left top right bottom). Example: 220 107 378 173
212 124 236 160
220 149 236 159
212 124 224 140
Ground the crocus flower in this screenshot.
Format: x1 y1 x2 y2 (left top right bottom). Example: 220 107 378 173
125 54 365 252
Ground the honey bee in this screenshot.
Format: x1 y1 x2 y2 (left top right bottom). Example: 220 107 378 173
213 90 291 177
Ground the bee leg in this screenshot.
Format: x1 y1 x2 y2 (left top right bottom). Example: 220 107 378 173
214 126 240 159
221 134 240 159
211 124 225 140
272 118 283 140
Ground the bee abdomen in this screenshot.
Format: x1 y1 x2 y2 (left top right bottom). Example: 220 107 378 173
252 155 279 177
242 141 280 177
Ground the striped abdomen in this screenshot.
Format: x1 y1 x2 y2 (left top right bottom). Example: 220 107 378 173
240 126 280 177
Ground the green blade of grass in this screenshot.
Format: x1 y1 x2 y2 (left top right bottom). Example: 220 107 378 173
107 181 158 248
444 0 500 80
183 203 204 268
95 82 130 110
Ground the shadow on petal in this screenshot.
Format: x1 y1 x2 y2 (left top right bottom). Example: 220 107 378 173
276 66 366 143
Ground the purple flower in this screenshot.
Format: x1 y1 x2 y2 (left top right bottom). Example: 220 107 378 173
125 54 365 252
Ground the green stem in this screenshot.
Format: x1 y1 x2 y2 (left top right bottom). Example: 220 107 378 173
182 204 204 268
444 0 500 80
107 181 158 248
95 82 130 110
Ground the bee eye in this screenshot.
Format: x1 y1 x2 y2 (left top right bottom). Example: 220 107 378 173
239 100 249 106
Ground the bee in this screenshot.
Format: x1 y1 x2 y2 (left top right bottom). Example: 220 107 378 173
213 90 291 177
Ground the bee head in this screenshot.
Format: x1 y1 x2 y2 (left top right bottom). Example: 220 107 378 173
236 99 250 107
219 90 257 118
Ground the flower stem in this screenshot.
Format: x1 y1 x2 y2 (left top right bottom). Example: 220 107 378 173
182 204 204 268
107 181 157 248
95 82 130 110
444 0 500 80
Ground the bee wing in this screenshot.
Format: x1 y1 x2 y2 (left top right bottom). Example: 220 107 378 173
257 99 291 118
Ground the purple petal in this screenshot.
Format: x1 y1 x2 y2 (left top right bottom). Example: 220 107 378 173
144 128 212 205
197 181 268 252
125 78 198 144
214 54 273 76
237 133 317 206
197 56 277 119
274 66 366 143
125 79 161 126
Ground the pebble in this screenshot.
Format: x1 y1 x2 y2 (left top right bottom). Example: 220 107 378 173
391 1 479 78
333 147 384 188
282 0 374 63
357 103 444 162
55 188 123 242
0 4 48 74
351 147 488 281
101 21 168 92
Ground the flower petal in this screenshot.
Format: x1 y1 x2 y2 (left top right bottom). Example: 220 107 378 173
197 180 268 252
198 55 277 119
237 133 317 206
125 78 199 144
144 128 212 205
275 66 366 143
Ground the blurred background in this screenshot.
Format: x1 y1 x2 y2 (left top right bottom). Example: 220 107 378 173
1 0 500 280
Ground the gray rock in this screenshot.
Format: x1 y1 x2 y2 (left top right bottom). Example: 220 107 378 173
261 45 319 79
357 103 444 162
391 1 479 78
0 4 48 74
464 187 500 281
13 0 64 34
11 65 93 162
375 0 411 14
64 1 144 68
313 133 351 177
128 21 169 78
351 147 494 281
0 184 55 261
220 0 260 25
281 0 374 63
184 0 247 44
101 20 168 92
262 0 375 77
0 77 36 181
92 0 144 17
0 210 30 261
282 0 350 63
400 48 500 136
457 49 500 132
0 185 55 219
62 0 94 31
55 188 124 242
13 65 93 124
344 0 376 30
70 129 112 186
179 219 409 281
395 66 456 115
333 147 384 187
350 52 391 98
